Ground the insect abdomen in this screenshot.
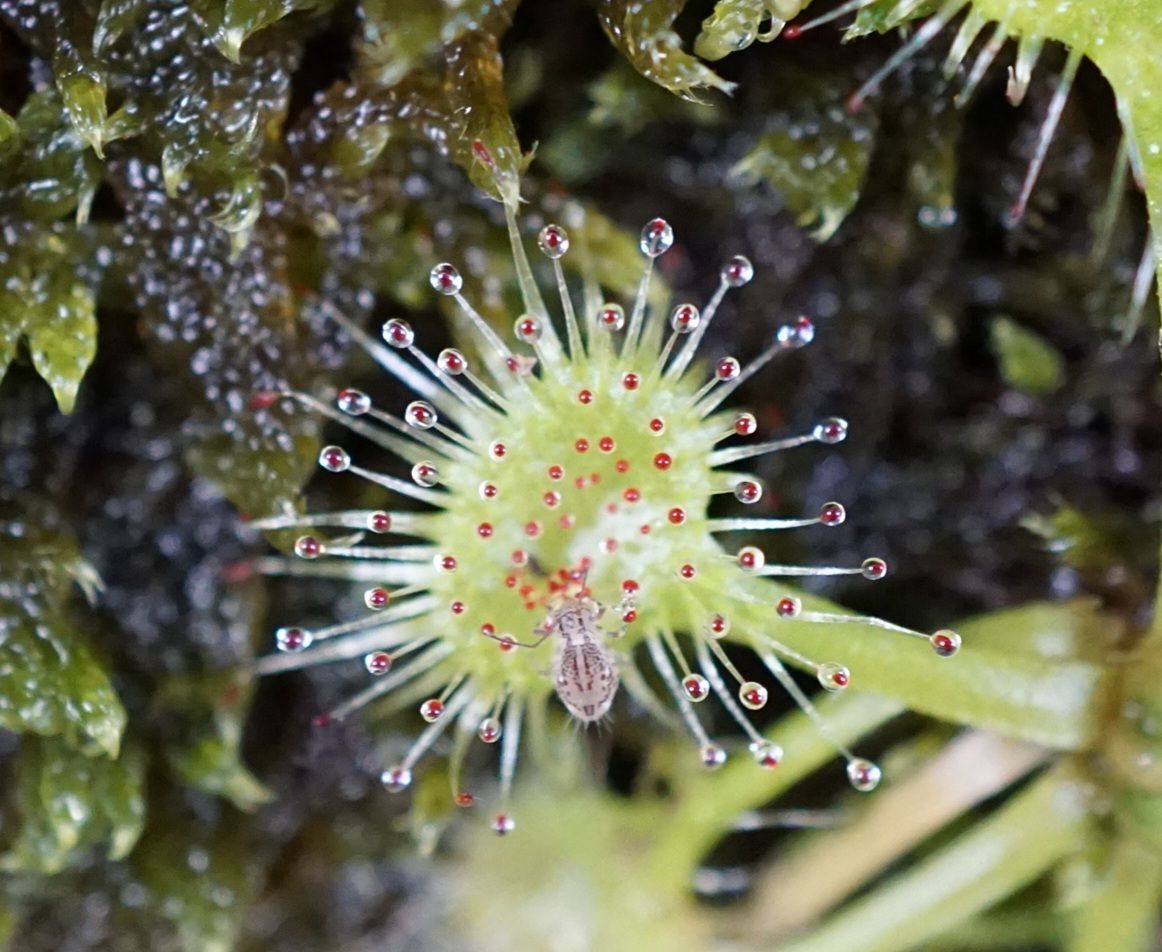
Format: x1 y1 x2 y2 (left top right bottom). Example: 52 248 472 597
556 641 618 721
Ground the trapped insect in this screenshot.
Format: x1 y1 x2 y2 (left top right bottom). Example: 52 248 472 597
484 568 638 722
255 206 963 833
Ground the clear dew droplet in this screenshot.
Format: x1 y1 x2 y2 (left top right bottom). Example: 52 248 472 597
597 303 625 332
847 758 882 792
336 388 371 415
813 417 848 444
861 557 888 580
737 545 766 573
750 740 783 768
818 501 846 525
670 303 701 334
382 318 415 348
722 255 754 287
682 673 710 702
364 650 392 675
515 315 542 343
640 218 674 257
776 596 801 618
816 662 850 692
405 400 437 429
930 629 962 657
734 412 757 436
739 681 768 710
701 744 728 768
705 612 731 638
537 224 570 258
381 765 412 792
275 626 312 652
437 348 467 375
318 445 350 472
411 461 440 487
733 480 762 504
429 263 462 295
716 357 741 381
777 316 815 348
294 535 322 559
364 587 390 610
478 716 502 743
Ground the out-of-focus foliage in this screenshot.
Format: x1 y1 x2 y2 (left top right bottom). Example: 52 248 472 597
1 737 145 874
0 498 122 755
157 673 273 812
0 0 1160 949
990 315 1066 395
732 69 877 240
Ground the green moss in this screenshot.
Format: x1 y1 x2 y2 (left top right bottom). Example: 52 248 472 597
0 499 124 756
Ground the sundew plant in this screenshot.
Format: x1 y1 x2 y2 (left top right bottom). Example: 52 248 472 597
253 197 962 829
0 1 1160 951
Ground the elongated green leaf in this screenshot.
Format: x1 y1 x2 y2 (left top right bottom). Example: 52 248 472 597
749 731 1050 934
191 0 325 61
696 0 790 60
725 586 1110 751
358 0 519 89
1067 832 1162 952
776 763 1091 952
648 692 905 887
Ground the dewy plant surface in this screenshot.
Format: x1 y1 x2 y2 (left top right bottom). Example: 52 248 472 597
253 195 961 831
1 0 1161 949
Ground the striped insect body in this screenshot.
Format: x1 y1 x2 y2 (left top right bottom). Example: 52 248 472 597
550 599 620 722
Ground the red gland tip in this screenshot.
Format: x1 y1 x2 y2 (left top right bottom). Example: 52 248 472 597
472 140 495 168
249 391 279 411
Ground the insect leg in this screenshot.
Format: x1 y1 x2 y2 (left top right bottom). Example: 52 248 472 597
482 630 552 650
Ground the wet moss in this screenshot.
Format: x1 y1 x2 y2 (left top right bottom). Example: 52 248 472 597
0 0 1158 948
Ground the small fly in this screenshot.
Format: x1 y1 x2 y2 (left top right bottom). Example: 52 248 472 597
484 568 636 722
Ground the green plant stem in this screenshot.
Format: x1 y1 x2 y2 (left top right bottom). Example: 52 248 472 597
1067 831 1162 952
645 691 904 893
770 762 1091 952
746 730 1050 935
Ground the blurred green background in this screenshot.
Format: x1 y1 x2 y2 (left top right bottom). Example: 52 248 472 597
1 1 1160 949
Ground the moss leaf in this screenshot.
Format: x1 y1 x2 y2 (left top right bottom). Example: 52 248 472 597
0 501 125 756
134 821 252 952
444 30 526 204
695 0 788 60
732 70 877 240
156 672 272 811
358 0 519 90
990 315 1066 395
597 0 736 99
0 737 146 875
0 223 98 414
